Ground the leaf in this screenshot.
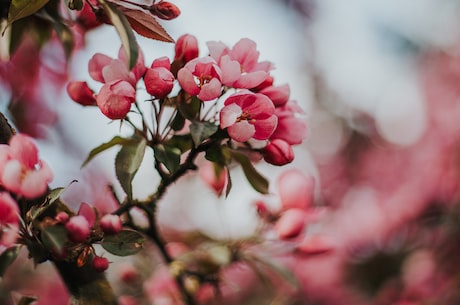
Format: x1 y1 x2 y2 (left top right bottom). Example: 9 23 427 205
225 166 232 197
115 5 173 43
115 137 147 200
177 95 201 120
18 296 38 305
98 0 138 70
7 0 49 25
153 144 181 174
101 229 144 256
41 225 68 254
169 111 185 131
247 254 299 289
190 121 218 147
53 21 74 59
28 186 67 221
82 136 134 168
0 245 21 277
166 134 193 153
230 151 269 194
205 144 226 165
67 0 83 10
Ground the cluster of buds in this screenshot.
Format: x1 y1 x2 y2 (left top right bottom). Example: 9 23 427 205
67 34 306 170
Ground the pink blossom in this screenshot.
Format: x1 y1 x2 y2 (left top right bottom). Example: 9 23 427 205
220 90 277 142
199 162 228 196
144 57 174 98
259 83 290 107
270 101 307 145
275 208 307 239
65 215 90 243
100 214 122 235
277 169 315 211
92 256 110 272
0 134 53 199
208 38 270 89
0 192 19 247
262 139 294 166
77 202 97 227
96 80 136 119
67 81 96 106
177 56 223 101
174 34 199 64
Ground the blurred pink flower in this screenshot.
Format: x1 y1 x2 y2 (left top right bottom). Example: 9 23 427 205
0 192 19 248
100 214 122 235
262 139 294 166
259 83 291 107
0 134 53 199
177 56 223 101
66 81 97 106
270 101 307 145
220 90 277 142
65 215 90 243
199 161 228 196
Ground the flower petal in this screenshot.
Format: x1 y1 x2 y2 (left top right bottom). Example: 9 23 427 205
228 121 255 142
220 103 242 128
88 53 112 83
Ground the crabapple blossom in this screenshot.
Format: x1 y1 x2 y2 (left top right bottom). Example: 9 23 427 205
177 56 223 101
100 214 122 235
96 80 136 119
259 83 291 107
65 215 91 243
270 100 307 145
208 38 270 89
174 34 199 64
144 57 175 98
0 192 19 247
220 90 277 142
262 139 294 166
0 134 53 199
67 81 97 106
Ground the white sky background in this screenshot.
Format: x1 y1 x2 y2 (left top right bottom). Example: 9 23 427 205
45 0 460 239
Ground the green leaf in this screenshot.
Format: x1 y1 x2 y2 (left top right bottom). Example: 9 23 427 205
225 166 232 197
98 0 138 70
82 136 134 168
169 111 186 131
41 225 68 254
53 21 74 59
28 186 67 221
0 245 21 277
101 229 144 256
190 121 217 147
67 0 83 10
177 95 201 120
205 144 226 165
115 137 147 200
166 134 193 153
153 144 181 174
7 0 49 24
230 151 269 194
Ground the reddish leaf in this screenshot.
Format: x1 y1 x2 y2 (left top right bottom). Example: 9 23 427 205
115 5 174 43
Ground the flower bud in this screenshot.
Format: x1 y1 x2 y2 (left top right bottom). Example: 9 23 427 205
275 209 306 239
150 1 181 20
262 139 294 166
65 215 91 242
55 211 70 224
144 58 174 99
67 81 97 106
174 34 199 63
100 214 122 235
92 256 109 272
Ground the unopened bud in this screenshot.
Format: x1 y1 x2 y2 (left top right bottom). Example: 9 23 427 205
100 214 122 235
92 256 110 272
67 81 97 106
262 139 294 166
65 215 91 242
174 34 199 63
150 1 181 20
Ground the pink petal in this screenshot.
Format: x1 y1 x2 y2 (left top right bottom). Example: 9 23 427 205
2 160 23 194
110 80 136 100
9 134 39 168
177 68 200 96
260 84 290 106
220 103 242 128
102 59 133 84
88 53 112 83
207 40 229 61
78 202 97 227
245 94 275 117
278 169 315 211
295 235 334 255
230 38 259 71
275 208 307 239
228 121 255 142
233 71 268 89
253 115 277 140
151 56 171 70
21 170 49 199
0 192 19 224
219 55 241 85
272 116 307 145
198 78 222 101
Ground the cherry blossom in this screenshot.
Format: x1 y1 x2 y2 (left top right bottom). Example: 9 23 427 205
207 38 270 89
0 134 53 199
220 90 277 142
96 80 136 119
270 100 307 145
177 56 223 101
174 34 199 64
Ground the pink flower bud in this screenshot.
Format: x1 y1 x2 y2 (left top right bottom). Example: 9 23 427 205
100 214 122 235
65 215 91 242
144 58 174 99
55 211 70 223
174 34 199 63
92 256 109 272
67 81 97 106
262 139 294 166
96 80 135 119
150 1 181 20
275 208 306 239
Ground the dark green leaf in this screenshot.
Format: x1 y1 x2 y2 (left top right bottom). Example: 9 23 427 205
28 186 67 221
18 296 38 305
170 111 185 131
166 134 193 153
205 144 226 165
98 0 138 70
190 121 217 147
231 151 269 194
68 0 83 10
153 144 181 174
101 229 144 256
53 21 74 59
0 245 21 277
225 166 232 197
41 225 68 254
7 0 49 24
177 95 201 120
82 136 134 168
115 137 147 200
